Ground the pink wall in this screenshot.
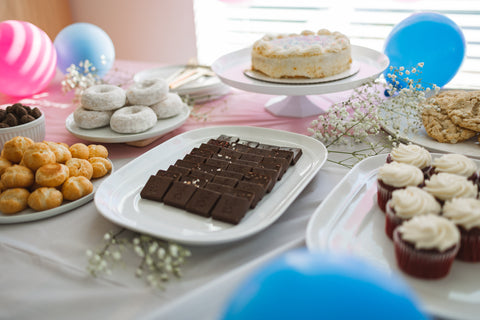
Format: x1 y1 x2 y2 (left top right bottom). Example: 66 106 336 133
68 0 198 64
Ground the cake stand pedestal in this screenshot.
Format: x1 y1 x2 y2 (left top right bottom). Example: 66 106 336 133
265 95 327 118
211 45 389 118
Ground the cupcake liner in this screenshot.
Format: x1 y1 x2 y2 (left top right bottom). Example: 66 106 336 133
377 179 401 213
457 227 480 262
393 229 459 279
385 202 405 240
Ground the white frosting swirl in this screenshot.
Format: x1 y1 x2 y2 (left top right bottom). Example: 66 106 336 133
423 173 477 201
390 143 431 169
377 162 423 188
443 198 480 230
390 186 441 219
398 214 460 251
433 153 477 177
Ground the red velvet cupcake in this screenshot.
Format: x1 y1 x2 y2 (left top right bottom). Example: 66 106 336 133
443 197 480 262
393 214 460 279
377 162 424 213
386 143 432 178
429 153 479 186
385 186 441 240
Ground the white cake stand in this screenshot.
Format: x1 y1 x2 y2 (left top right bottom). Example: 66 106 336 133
211 45 389 118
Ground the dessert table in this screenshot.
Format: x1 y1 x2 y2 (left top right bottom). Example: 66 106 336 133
0 60 408 319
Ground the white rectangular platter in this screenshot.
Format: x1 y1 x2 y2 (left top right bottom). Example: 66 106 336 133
306 154 480 320
95 126 327 245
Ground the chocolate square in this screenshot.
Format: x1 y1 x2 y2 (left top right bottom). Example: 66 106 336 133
233 159 258 167
198 162 222 174
252 167 278 192
239 152 263 163
207 138 231 148
257 143 278 150
227 163 252 175
278 146 302 164
249 148 275 157
175 159 198 170
183 154 206 164
205 182 234 194
271 149 294 165
155 169 181 181
212 175 238 187
205 158 230 170
189 169 215 182
243 171 272 192
218 148 241 160
217 135 239 143
180 176 208 188
190 147 215 158
237 139 259 148
140 175 173 202
215 170 244 181
199 143 221 153
185 188 221 217
260 157 288 179
211 194 250 224
163 181 197 209
167 165 191 176
236 181 265 208
230 143 253 153
226 189 254 207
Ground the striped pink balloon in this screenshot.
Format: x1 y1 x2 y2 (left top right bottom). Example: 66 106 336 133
0 20 57 97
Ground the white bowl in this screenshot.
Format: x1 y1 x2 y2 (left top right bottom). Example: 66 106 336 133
0 113 46 150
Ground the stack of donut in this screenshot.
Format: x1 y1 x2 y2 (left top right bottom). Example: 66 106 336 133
74 78 186 134
0 136 112 214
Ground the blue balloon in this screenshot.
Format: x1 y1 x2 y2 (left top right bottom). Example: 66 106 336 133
54 23 115 77
384 12 465 89
222 249 428 320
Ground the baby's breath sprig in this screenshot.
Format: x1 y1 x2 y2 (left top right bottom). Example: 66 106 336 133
308 63 439 168
308 79 389 168
86 228 191 289
61 60 103 103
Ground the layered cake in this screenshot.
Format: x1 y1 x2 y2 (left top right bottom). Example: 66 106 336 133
140 135 302 225
251 29 351 79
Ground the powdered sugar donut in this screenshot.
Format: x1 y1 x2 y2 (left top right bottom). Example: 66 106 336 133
81 84 126 111
126 79 168 106
150 92 185 119
74 107 113 129
110 106 157 133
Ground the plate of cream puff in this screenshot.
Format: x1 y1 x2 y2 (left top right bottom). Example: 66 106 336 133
0 137 113 224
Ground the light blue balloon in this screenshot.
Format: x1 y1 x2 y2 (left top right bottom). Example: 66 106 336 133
384 12 465 89
54 22 115 77
222 249 429 320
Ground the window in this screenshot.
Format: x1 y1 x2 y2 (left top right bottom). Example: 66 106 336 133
194 0 480 89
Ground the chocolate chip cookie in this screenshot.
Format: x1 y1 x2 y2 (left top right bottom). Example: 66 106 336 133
421 91 476 143
446 90 480 132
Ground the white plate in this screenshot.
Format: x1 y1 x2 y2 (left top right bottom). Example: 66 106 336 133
306 154 480 320
65 104 190 143
243 61 361 84
211 45 389 96
133 65 229 97
95 126 327 245
379 103 480 159
0 160 114 224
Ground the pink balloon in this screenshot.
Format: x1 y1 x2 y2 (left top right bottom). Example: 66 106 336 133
0 20 57 97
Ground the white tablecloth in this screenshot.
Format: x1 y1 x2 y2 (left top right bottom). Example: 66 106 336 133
0 156 348 320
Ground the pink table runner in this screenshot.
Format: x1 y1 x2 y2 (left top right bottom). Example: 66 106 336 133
0 60 350 160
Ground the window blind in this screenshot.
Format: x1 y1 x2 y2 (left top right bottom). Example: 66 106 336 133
193 0 480 89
